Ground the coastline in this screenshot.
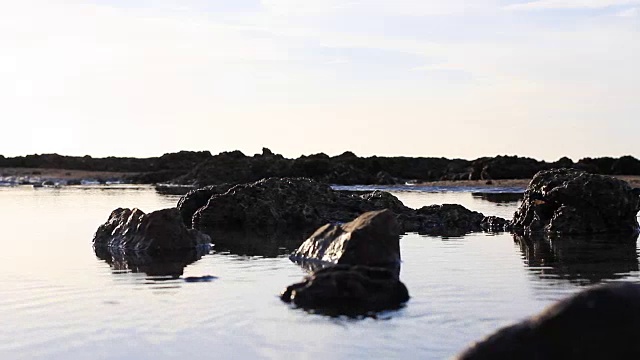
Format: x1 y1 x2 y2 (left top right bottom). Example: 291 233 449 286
4 166 640 189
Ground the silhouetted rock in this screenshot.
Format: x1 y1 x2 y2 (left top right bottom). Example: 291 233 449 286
511 168 640 234
514 232 639 285
93 208 211 251
280 265 409 316
457 282 640 359
290 209 401 270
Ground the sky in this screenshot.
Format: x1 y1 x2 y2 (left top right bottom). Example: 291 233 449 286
1 0 639 160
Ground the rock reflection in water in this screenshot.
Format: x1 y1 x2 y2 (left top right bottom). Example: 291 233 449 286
471 192 523 204
94 245 209 279
514 232 639 285
202 229 307 258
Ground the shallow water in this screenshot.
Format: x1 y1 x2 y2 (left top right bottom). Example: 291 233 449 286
0 185 638 359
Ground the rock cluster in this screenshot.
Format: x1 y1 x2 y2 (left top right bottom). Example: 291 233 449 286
180 177 505 237
511 168 640 234
282 210 409 315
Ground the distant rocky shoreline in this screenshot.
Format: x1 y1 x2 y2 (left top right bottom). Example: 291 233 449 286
3 149 640 187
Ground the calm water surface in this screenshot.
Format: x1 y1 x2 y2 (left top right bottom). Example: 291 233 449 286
1 185 639 359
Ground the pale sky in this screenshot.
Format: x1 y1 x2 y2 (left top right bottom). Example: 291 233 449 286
1 0 639 160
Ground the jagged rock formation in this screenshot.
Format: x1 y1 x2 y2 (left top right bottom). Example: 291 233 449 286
511 168 640 234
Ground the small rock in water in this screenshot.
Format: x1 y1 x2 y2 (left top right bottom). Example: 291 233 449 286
183 275 218 283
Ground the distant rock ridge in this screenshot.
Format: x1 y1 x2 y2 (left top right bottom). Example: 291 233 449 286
3 149 640 186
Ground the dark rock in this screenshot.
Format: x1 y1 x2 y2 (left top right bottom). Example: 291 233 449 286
93 208 211 252
375 171 397 185
191 177 410 235
456 282 640 359
401 204 486 236
280 265 409 316
611 155 640 175
290 209 401 269
177 183 235 226
189 177 500 237
511 168 640 234
480 216 511 232
514 232 639 285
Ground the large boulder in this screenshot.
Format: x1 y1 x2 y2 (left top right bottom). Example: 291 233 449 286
290 209 401 269
456 282 640 359
511 168 640 234
280 265 409 316
186 177 505 237
93 208 211 252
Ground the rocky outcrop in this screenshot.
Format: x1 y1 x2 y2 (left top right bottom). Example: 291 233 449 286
4 150 640 186
177 183 235 226
93 207 211 252
280 265 409 316
457 282 640 359
290 209 401 269
511 168 640 234
186 177 506 237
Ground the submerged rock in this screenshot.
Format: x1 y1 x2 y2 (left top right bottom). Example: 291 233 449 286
93 207 211 252
511 168 640 234
280 265 409 316
290 209 401 269
457 282 640 359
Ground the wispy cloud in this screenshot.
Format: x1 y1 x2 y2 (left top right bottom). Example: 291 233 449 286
617 6 640 15
507 0 640 10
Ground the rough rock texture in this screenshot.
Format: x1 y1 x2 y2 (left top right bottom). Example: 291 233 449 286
177 183 235 226
93 208 211 252
457 282 640 359
280 265 409 316
290 209 401 269
186 177 504 236
511 168 640 234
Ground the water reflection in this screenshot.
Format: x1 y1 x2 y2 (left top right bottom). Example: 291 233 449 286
202 229 307 257
514 232 639 285
94 245 210 279
471 192 523 203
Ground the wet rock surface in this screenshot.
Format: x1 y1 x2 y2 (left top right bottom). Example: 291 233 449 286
280 265 409 316
93 207 211 252
290 209 401 269
186 177 505 237
457 282 640 359
511 168 640 234
177 183 235 226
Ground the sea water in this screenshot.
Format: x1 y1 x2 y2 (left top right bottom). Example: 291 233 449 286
0 185 638 359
